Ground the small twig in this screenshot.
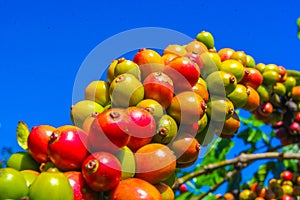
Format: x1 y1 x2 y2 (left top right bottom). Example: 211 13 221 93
173 152 300 190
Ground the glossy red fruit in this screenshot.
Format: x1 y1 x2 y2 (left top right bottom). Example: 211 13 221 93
87 108 130 153
109 178 162 200
27 125 56 164
171 133 200 168
295 112 300 122
48 126 89 171
126 106 156 152
281 195 293 200
135 143 176 184
257 102 273 117
239 67 263 90
289 121 300 135
82 152 121 192
280 170 293 181
179 184 188 193
164 56 200 92
64 171 98 200
143 72 174 108
133 48 164 80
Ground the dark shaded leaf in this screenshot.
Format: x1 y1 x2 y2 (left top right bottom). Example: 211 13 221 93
227 171 242 192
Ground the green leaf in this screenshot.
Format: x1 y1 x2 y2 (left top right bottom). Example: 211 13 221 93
248 129 263 144
262 133 270 145
194 139 234 188
283 159 298 172
176 191 193 200
16 121 30 150
251 119 265 127
240 114 265 127
201 193 217 200
248 163 273 185
237 128 250 144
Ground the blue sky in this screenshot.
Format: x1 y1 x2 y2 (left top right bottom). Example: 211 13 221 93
0 0 300 191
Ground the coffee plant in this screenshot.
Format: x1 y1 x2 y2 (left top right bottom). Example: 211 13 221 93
1 22 300 200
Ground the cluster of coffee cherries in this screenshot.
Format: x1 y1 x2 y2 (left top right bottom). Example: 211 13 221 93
216 170 300 200
1 29 300 200
244 59 300 145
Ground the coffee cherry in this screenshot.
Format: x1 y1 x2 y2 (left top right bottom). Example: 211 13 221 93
230 50 247 66
179 183 188 194
220 59 245 82
48 126 89 171
133 48 164 80
257 102 273 117
143 72 174 108
82 152 121 192
196 30 215 49
240 67 263 90
27 125 56 164
135 143 176 184
185 40 208 55
87 108 131 153
165 56 200 92
218 48 235 62
163 44 187 56
280 170 294 181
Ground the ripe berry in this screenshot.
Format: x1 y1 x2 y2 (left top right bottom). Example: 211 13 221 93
27 125 56 164
133 48 164 80
48 126 89 171
280 170 293 181
82 152 121 192
218 48 235 62
109 178 162 200
64 171 98 200
135 143 176 184
126 106 156 152
289 121 300 135
171 133 201 168
179 184 188 193
143 72 174 108
257 102 273 117
295 112 300 122
87 108 131 153
164 56 200 92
